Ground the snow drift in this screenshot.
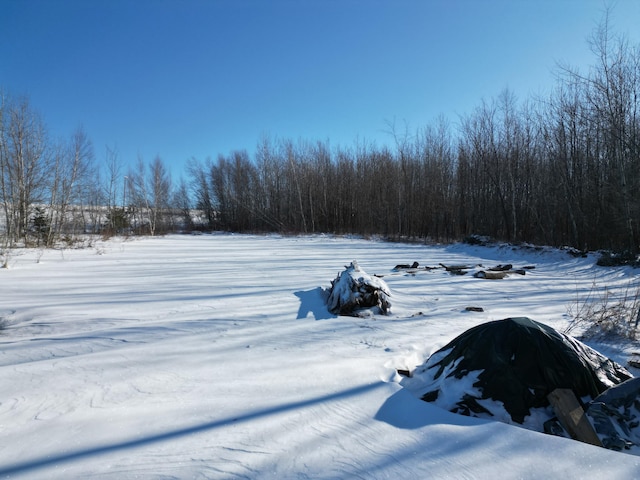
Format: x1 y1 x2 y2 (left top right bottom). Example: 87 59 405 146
2 235 640 478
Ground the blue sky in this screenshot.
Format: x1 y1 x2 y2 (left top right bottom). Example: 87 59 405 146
2 0 639 177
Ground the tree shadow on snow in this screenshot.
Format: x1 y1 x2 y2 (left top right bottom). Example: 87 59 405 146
0 383 382 477
295 287 335 320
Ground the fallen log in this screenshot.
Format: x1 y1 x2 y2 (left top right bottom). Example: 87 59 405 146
474 270 508 280
393 261 419 270
440 263 473 275
465 306 484 312
489 263 513 272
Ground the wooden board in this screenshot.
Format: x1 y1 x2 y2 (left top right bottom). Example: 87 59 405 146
547 388 603 447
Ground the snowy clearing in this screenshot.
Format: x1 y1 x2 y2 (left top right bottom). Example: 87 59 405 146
1 234 639 479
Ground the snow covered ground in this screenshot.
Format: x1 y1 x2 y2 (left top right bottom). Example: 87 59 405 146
1 234 639 479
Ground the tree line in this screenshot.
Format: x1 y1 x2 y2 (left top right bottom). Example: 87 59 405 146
190 21 639 253
0 93 179 247
1 19 638 253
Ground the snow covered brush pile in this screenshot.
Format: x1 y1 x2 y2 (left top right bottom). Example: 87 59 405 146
326 260 391 316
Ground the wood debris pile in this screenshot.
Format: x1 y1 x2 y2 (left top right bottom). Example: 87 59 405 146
390 261 535 279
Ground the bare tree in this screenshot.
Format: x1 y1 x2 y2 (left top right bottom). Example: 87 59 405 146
186 157 216 229
0 90 9 243
172 177 193 231
102 145 126 234
128 155 172 236
47 127 94 244
553 11 640 252
586 16 639 252
148 155 172 234
0 94 51 245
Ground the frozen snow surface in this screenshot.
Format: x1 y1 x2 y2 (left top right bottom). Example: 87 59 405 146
1 234 639 479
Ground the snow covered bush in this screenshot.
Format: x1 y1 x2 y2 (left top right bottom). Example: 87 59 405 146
326 260 391 316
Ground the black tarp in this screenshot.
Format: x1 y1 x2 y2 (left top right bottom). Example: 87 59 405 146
420 317 632 424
